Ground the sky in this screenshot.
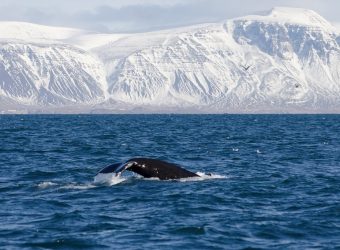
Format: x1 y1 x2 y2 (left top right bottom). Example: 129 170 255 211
0 0 339 33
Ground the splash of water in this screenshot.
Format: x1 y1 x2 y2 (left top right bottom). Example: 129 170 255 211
93 173 126 186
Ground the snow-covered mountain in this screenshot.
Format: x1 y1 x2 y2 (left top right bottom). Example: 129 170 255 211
1 7 340 113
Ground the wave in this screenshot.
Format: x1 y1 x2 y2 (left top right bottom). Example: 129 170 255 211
37 181 58 189
60 183 97 190
93 171 227 184
37 181 97 190
37 172 227 190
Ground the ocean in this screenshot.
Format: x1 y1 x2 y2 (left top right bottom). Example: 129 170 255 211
0 114 339 249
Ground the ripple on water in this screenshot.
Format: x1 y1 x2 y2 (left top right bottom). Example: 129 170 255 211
1 115 340 249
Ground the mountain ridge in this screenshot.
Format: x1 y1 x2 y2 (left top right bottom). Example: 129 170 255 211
1 7 340 113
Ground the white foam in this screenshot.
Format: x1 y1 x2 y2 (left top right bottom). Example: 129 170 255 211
93 173 126 186
61 183 96 190
37 181 57 189
38 181 99 190
196 172 227 179
178 172 227 182
37 174 126 191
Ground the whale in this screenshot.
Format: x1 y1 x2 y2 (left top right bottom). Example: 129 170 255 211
98 158 199 180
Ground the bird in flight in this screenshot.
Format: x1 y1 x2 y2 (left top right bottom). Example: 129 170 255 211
241 64 251 71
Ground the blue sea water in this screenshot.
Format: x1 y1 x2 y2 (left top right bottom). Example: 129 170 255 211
0 114 339 249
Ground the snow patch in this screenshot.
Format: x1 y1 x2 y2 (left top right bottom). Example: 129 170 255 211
1 7 340 113
235 7 335 31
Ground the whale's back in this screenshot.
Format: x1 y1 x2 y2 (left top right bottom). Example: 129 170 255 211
129 158 198 180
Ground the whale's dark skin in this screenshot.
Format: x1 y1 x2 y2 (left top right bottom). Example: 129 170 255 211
98 158 199 180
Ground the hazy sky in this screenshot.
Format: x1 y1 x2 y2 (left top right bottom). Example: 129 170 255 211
0 0 339 32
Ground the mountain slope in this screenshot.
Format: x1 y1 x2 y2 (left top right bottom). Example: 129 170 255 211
0 42 107 105
1 7 340 113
